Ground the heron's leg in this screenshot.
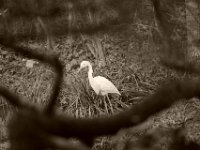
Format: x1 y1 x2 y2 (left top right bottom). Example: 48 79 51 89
103 96 109 114
106 94 114 114
99 90 108 113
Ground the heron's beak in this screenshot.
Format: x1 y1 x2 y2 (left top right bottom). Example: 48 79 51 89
77 67 82 73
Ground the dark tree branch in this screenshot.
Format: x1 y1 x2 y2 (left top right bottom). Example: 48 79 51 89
45 78 200 138
1 1 200 150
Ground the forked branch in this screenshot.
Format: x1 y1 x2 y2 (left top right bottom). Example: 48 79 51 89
0 1 200 150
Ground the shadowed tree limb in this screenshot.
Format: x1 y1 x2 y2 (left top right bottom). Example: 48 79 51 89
1 1 200 150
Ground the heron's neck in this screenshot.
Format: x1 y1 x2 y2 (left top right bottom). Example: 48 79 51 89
87 65 93 82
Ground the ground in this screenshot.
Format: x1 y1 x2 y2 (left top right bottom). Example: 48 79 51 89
0 21 200 150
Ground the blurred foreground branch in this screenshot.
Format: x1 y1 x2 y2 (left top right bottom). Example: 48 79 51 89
0 0 200 150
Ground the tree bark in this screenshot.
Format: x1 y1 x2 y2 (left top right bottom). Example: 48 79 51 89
186 0 200 61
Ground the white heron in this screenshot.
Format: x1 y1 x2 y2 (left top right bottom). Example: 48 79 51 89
78 60 121 113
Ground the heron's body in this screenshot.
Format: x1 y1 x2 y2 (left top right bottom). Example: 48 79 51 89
90 76 121 96
79 61 121 96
